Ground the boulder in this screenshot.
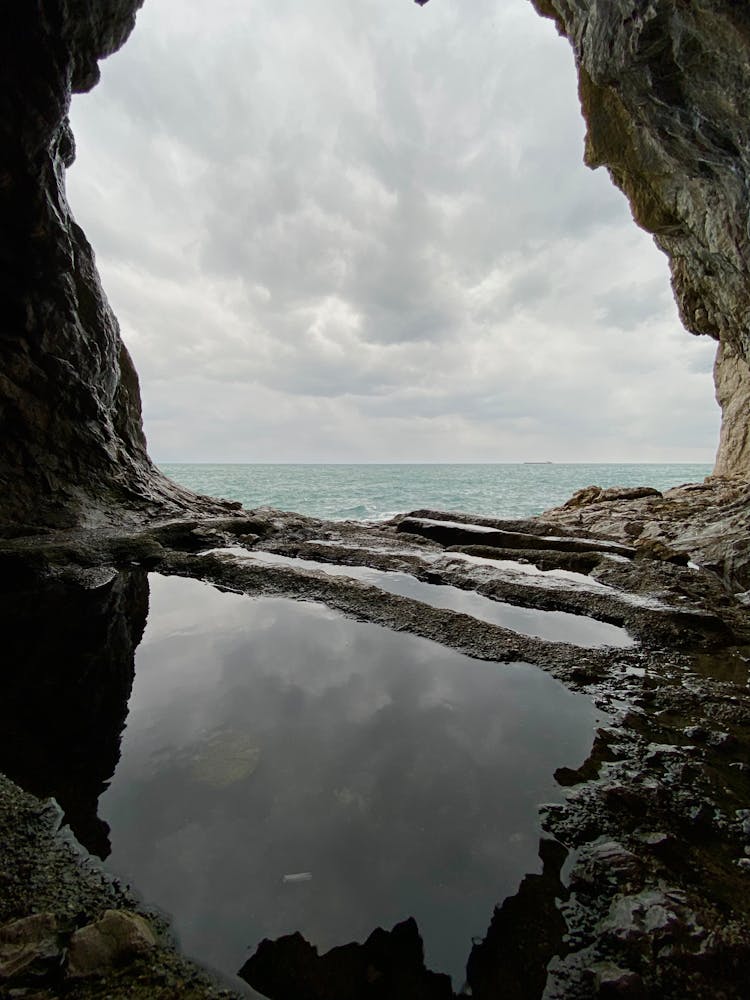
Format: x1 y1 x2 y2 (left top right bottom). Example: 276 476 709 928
66 910 156 979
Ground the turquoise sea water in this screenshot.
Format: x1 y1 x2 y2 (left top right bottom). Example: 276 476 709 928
160 463 712 522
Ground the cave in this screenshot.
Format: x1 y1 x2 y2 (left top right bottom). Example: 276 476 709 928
2 2 750 998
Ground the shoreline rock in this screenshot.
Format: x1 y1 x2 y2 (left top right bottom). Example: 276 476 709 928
0 498 748 997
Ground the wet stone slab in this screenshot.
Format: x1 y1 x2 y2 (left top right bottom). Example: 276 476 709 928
205 548 634 649
97 574 606 990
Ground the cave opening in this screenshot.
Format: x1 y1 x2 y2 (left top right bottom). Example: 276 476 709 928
65 0 719 473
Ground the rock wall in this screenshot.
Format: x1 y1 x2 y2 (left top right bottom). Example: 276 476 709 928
531 0 750 478
0 1 226 530
714 341 750 476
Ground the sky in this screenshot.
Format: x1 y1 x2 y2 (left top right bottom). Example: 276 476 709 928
67 0 720 464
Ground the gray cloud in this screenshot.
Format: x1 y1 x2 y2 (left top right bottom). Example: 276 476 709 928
595 279 672 331
67 0 719 463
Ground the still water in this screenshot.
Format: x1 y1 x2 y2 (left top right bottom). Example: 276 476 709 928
212 547 633 649
100 575 605 989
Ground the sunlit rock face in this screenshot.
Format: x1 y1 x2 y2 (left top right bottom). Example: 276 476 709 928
532 0 750 478
0 1 226 528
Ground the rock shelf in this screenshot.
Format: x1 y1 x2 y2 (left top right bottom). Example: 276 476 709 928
1 505 748 997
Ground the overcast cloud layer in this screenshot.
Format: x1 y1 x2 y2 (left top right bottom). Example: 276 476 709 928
67 0 720 463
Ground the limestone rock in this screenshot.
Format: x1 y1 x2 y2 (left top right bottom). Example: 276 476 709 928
714 342 750 476
561 487 661 509
66 909 156 979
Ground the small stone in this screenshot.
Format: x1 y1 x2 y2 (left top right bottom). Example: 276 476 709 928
637 831 672 848
66 910 156 979
684 725 708 742
593 962 646 998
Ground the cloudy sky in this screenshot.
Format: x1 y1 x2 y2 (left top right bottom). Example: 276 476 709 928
67 0 719 464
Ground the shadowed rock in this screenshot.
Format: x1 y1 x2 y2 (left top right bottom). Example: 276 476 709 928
466 839 568 1000
0 0 233 530
238 918 453 1000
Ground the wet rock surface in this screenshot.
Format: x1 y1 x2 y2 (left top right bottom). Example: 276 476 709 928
0 504 748 997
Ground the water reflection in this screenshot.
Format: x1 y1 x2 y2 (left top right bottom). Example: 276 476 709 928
100 574 604 988
207 548 633 649
0 570 147 858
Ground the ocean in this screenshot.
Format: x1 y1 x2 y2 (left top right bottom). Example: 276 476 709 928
159 463 712 522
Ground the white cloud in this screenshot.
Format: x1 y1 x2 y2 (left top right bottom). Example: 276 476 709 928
68 0 719 463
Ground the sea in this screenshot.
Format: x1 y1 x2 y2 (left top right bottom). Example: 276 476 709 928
159 462 712 522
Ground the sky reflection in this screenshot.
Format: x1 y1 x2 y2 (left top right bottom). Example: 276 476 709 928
101 574 604 987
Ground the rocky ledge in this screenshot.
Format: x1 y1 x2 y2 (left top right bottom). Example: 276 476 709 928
542 475 750 592
1 499 748 998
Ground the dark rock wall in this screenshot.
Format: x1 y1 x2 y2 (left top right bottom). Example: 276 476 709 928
532 0 750 477
0 1 221 529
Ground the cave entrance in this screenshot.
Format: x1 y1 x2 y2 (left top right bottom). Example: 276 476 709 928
66 0 718 475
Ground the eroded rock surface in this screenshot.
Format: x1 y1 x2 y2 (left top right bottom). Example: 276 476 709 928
543 475 750 590
2 509 749 998
0 0 236 531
